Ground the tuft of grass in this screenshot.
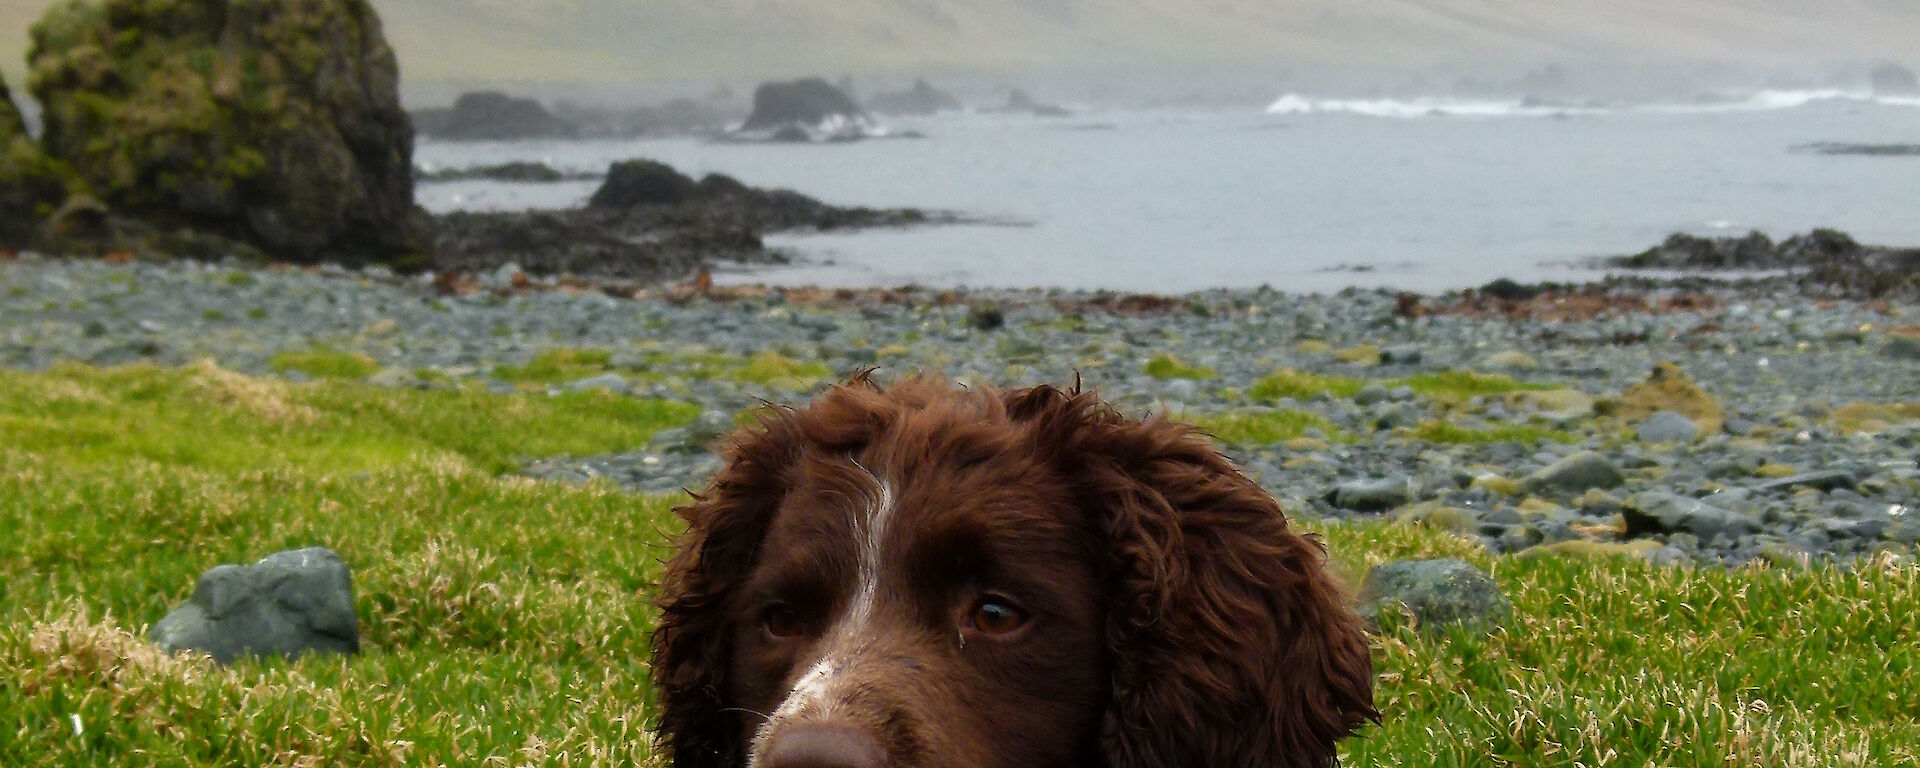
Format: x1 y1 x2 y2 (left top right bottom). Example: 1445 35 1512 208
492 347 614 384
1828 402 1920 434
1249 368 1366 401
1142 353 1217 380
1184 408 1343 445
1397 370 1558 399
268 347 379 380
1410 420 1579 445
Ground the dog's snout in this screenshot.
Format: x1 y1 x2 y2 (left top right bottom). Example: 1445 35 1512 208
760 724 886 768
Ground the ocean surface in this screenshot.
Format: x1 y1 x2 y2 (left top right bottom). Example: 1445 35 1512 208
416 91 1920 294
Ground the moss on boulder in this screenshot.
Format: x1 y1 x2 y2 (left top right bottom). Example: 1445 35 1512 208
1 72 86 248
26 0 428 266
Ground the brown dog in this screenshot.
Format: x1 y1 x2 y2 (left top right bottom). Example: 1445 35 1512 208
652 374 1377 768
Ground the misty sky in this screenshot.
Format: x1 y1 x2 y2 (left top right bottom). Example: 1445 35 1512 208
4 0 1917 99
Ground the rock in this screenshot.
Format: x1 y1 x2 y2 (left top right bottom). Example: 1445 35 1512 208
1616 231 1779 270
1359 559 1510 631
412 91 576 141
1353 383 1392 406
1618 362 1723 434
1507 388 1594 420
739 78 868 134
588 160 699 209
149 547 360 664
1525 451 1625 495
1637 410 1701 443
1379 345 1423 365
28 0 429 266
1869 63 1919 96
1329 475 1414 511
565 373 630 394
416 161 596 184
1755 470 1858 494
1621 492 1761 541
1003 89 1071 117
1478 350 1539 372
867 79 963 116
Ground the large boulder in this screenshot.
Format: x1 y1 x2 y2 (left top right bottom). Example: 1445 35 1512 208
739 78 867 133
413 91 577 141
27 0 429 266
149 547 361 664
868 79 963 116
588 159 700 209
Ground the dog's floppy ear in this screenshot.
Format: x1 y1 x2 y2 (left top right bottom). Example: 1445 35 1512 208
651 406 800 768
1011 385 1378 768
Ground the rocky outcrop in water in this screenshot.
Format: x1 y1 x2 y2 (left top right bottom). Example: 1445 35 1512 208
552 97 742 138
414 91 578 141
26 0 429 267
1003 89 1071 117
433 158 928 281
868 79 963 116
1603 229 1920 300
738 78 871 139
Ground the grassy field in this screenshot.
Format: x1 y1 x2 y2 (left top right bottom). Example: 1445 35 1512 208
1 362 1914 766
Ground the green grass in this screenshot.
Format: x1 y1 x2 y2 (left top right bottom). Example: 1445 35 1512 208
1250 368 1367 401
1250 368 1557 405
492 347 615 383
2 363 1916 766
269 347 380 380
1410 420 1580 445
1142 353 1217 380
1186 408 1343 445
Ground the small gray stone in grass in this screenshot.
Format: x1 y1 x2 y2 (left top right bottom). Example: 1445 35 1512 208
1360 559 1510 632
150 547 359 664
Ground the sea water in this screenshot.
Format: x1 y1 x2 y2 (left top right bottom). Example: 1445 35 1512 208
415 91 1919 293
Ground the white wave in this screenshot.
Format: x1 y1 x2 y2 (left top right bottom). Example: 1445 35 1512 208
1265 89 1920 119
1264 93 1594 118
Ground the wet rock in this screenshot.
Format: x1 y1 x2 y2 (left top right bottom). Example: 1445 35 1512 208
1360 559 1511 632
413 91 577 141
1524 451 1625 495
1756 470 1858 494
149 547 360 664
1622 492 1761 540
27 0 429 266
1637 410 1701 443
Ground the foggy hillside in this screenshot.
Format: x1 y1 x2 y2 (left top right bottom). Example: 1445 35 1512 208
4 0 1917 97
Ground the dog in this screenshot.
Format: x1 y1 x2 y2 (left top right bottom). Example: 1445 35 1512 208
652 374 1377 767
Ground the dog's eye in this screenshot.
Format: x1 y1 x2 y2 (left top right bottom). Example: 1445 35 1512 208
965 597 1028 636
763 605 807 639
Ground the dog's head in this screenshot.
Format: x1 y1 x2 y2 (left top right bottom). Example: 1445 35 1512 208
652 375 1376 768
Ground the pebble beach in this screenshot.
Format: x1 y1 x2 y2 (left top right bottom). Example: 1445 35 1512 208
5 252 1918 566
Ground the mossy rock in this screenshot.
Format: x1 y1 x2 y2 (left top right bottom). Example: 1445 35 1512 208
1617 361 1722 434
1 72 88 249
27 0 427 266
1828 401 1920 434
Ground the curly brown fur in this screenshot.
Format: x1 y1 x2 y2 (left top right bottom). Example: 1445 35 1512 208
652 375 1377 768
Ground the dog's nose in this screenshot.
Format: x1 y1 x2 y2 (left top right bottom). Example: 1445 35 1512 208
760 724 886 768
